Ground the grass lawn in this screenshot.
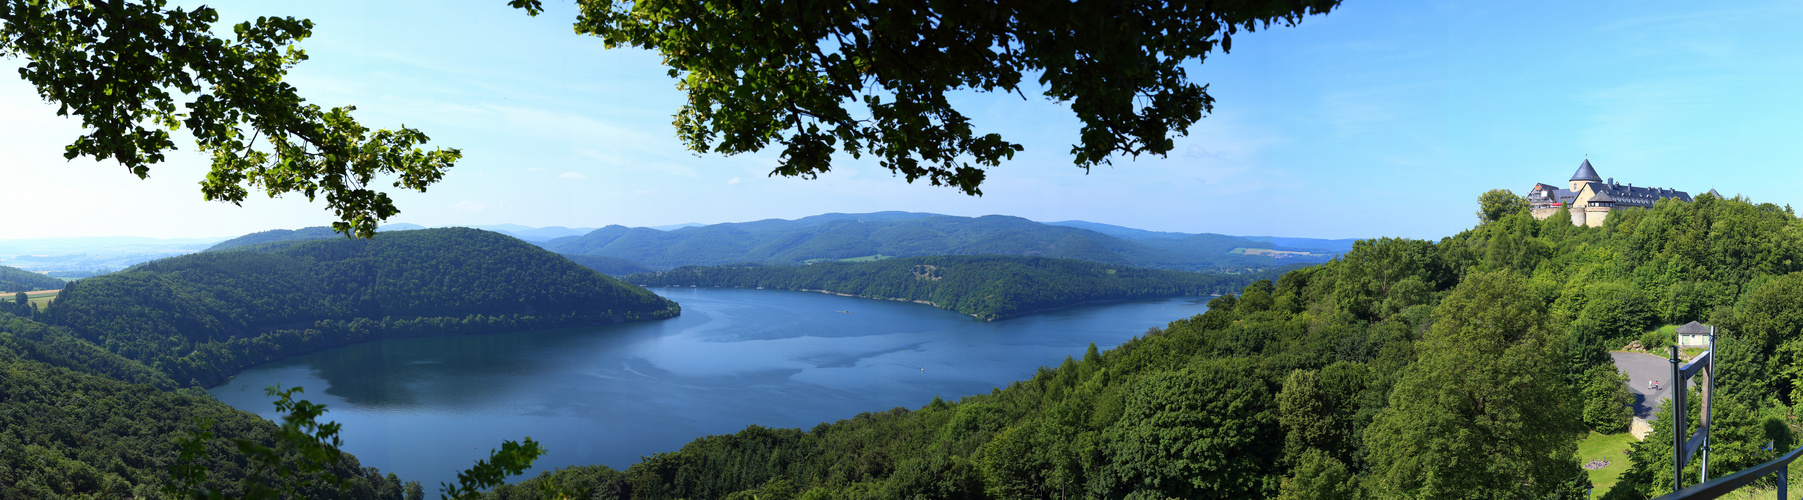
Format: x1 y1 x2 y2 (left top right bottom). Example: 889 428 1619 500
1578 431 1637 495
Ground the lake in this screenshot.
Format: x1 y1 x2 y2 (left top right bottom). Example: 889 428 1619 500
209 288 1210 489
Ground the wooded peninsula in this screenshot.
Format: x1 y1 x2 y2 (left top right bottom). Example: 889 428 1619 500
625 255 1293 321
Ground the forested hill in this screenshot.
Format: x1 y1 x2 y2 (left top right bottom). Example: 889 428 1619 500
0 264 65 292
48 228 680 385
626 256 1288 321
495 194 1803 499
561 254 653 277
542 212 1337 272
203 226 343 252
0 312 420 498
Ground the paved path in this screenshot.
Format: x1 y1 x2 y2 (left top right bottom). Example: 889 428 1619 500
1612 351 1684 420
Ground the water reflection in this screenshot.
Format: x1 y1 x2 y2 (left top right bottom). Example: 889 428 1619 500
212 288 1209 488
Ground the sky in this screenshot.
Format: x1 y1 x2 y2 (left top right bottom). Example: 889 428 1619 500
2 0 1800 240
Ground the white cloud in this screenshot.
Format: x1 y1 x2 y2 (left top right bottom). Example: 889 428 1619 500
558 171 588 180
727 177 741 185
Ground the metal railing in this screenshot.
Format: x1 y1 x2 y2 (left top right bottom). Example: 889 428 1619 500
1650 326 1802 500
1652 445 1803 500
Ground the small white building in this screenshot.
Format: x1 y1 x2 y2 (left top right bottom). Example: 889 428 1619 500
1677 321 1713 347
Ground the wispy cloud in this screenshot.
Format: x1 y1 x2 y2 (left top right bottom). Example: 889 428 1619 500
559 172 588 180
727 177 741 185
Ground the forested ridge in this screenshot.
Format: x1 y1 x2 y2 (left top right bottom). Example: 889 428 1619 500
489 194 1803 499
545 212 1335 272
0 311 425 499
0 264 65 293
625 256 1291 321
563 254 654 277
203 226 344 252
45 228 680 386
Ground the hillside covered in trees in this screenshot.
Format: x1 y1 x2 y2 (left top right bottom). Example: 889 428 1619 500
203 226 345 252
563 254 654 277
490 193 1803 499
543 212 1338 272
0 311 426 499
47 228 679 386
0 264 65 292
626 256 1290 321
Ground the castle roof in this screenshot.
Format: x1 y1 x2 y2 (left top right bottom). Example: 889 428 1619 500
1586 181 1691 208
1570 159 1602 182
1587 192 1614 203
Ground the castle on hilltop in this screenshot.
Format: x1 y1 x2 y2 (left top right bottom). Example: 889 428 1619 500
1526 159 1702 227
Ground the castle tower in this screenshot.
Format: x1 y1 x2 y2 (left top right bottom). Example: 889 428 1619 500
1583 191 1615 227
1569 159 1602 191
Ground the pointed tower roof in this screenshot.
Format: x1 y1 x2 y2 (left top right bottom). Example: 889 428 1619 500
1570 159 1602 182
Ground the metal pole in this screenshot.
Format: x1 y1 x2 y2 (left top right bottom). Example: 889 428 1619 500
1672 344 1684 492
1703 327 1716 483
1781 467 1789 500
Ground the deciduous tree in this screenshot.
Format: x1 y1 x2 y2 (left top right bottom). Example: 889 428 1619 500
1478 188 1530 224
1365 271 1585 499
510 0 1340 194
2 0 460 237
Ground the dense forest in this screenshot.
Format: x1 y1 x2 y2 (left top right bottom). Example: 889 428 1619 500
543 212 1337 272
563 254 654 277
47 228 680 386
0 264 65 292
625 256 1292 321
203 226 345 252
485 193 1803 499
0 311 426 499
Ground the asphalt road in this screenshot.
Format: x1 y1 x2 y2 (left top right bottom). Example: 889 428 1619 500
1612 351 1685 420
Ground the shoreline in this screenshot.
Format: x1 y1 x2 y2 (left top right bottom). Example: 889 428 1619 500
655 284 1212 322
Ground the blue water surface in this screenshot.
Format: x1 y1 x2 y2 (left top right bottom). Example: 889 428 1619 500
210 288 1209 489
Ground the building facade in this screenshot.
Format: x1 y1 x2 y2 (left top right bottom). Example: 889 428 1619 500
1527 159 1694 227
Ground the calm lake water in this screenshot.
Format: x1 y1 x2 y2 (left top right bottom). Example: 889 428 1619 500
209 288 1210 489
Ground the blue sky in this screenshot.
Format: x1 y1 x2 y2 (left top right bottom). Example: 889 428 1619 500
3 0 1799 240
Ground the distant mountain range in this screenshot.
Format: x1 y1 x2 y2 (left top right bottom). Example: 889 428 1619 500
179 212 1357 273
539 212 1348 272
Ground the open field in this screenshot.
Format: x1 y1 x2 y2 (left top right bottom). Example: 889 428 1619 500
805 254 895 263
1578 431 1637 495
1230 247 1325 258
18 289 58 308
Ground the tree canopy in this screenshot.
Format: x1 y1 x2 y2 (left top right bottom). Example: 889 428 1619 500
1478 188 1530 223
9 0 1342 233
511 0 1341 194
1 0 459 237
0 264 65 293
